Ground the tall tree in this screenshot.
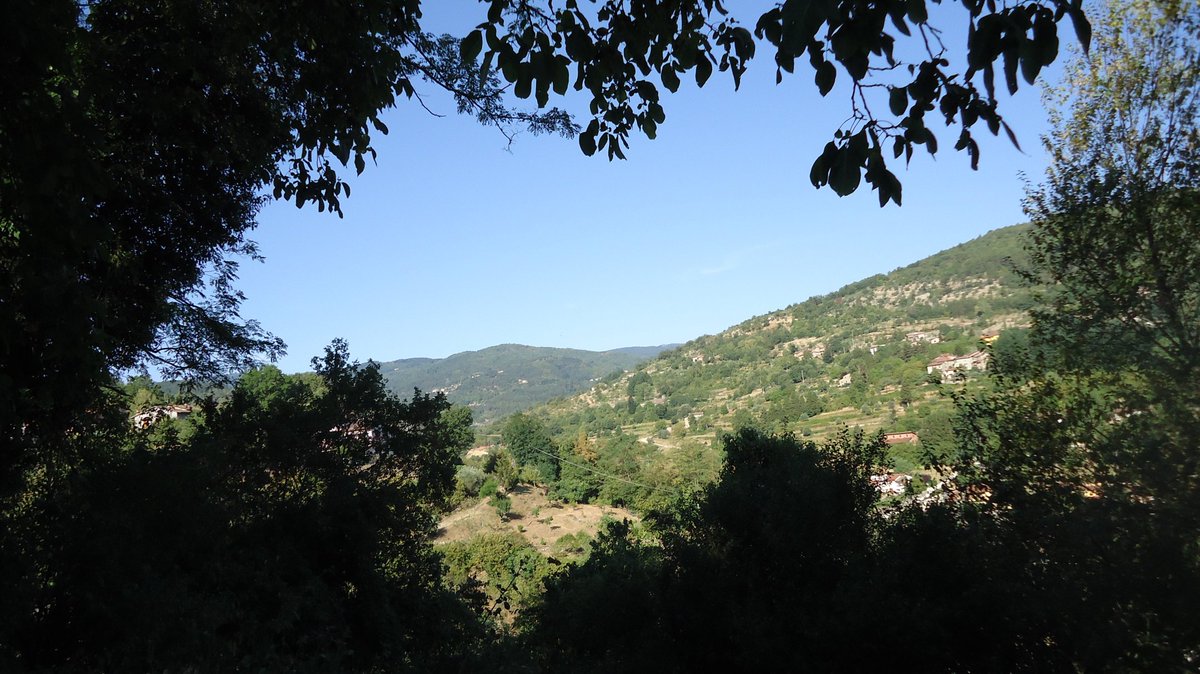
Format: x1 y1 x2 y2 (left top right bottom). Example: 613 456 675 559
1026 0 1199 393
1017 0 1199 516
949 0 1200 666
501 412 559 481
0 1 573 484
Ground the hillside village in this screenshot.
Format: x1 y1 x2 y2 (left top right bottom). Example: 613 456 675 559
486 225 1033 487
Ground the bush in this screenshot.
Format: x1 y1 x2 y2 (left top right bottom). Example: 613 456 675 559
479 477 499 498
519 464 545 485
490 494 513 520
456 465 487 497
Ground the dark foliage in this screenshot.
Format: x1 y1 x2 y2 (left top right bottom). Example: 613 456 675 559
525 428 1090 672
0 342 484 672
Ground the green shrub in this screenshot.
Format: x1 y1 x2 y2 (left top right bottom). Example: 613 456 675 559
479 477 499 498
490 494 513 520
456 465 486 497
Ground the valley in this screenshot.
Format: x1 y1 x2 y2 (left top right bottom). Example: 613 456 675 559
435 223 1038 617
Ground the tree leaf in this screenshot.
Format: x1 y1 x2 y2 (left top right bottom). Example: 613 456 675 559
810 154 828 187
815 61 836 96
830 148 861 196
579 128 597 156
906 0 929 24
1019 38 1041 84
460 31 483 63
889 87 908 116
1002 44 1019 94
695 56 713 88
1068 6 1092 54
661 66 681 93
553 59 570 95
1001 120 1022 152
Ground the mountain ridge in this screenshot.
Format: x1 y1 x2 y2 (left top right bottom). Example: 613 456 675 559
378 342 680 424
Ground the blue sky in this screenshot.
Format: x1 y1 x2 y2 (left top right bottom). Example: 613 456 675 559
237 2 1059 372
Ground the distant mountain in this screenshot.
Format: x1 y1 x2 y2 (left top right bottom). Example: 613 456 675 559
603 345 678 359
377 343 678 424
517 224 1035 473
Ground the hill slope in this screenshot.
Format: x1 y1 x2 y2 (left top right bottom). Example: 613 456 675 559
511 224 1034 474
379 343 677 424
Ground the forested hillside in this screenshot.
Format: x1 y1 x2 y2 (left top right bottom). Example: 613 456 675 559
492 224 1032 484
378 343 675 424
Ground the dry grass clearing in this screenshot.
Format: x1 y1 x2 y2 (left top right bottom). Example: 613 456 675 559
434 485 637 556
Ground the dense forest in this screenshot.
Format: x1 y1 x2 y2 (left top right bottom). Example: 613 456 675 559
3 0 1198 671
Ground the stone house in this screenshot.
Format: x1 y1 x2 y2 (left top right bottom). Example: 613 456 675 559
927 350 989 382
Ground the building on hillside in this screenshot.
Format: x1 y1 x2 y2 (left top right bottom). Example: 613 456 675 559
927 350 990 382
870 473 910 496
926 353 957 370
810 344 826 360
980 331 1000 345
836 372 853 387
906 330 941 344
883 431 919 445
132 404 193 429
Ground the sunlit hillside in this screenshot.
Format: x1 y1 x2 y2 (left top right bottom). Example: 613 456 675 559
504 224 1034 474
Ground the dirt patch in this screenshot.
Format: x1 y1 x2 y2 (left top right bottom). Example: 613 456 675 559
464 446 493 459
434 485 637 555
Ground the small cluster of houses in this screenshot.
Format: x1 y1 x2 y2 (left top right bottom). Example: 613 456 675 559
870 472 910 496
131 404 193 429
868 434 922 495
926 351 990 383
906 330 941 345
801 328 1002 367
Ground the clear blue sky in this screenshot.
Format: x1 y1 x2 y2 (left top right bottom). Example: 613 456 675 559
237 2 1059 373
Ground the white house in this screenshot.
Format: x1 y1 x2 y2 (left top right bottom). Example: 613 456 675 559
870 473 910 496
906 330 941 344
927 351 989 382
132 404 193 429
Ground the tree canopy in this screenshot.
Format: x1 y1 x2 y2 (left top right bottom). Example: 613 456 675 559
945 0 1200 665
0 342 486 671
463 0 1090 205
0 0 572 478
